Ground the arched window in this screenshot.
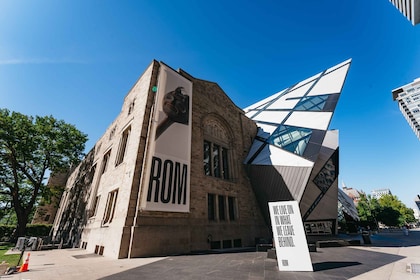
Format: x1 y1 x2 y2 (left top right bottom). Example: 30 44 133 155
202 117 233 180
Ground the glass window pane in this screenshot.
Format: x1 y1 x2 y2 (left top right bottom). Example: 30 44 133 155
213 144 220 178
203 141 211 175
268 125 312 156
228 196 235 221
222 147 229 179
208 194 215 220
295 95 328 111
218 195 225 221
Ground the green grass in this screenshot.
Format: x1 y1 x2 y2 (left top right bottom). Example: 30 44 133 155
0 243 23 267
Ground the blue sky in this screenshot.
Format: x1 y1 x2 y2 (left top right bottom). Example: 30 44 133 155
1 1 420 208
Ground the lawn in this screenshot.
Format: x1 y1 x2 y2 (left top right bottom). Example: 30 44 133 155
0 243 23 267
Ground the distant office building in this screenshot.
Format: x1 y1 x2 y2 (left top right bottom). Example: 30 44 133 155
371 188 392 200
392 78 420 140
389 0 420 25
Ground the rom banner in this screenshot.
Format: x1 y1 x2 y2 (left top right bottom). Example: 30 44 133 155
142 63 192 212
268 201 313 271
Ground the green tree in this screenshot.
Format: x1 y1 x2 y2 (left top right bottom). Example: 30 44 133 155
378 194 416 226
356 193 380 226
376 206 400 227
0 109 87 238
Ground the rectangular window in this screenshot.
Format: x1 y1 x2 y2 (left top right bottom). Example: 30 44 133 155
208 193 215 221
101 150 112 174
218 195 226 221
228 196 236 221
115 126 131 166
90 195 100 218
103 189 118 224
209 194 238 222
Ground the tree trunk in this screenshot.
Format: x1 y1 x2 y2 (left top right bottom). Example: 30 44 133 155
14 207 29 239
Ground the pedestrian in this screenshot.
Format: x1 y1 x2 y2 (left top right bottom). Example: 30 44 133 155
402 225 409 236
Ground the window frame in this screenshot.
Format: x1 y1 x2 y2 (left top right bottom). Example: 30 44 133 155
115 126 131 166
103 189 118 225
208 193 237 222
203 140 230 180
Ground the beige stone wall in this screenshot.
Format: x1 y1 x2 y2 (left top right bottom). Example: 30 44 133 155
79 61 158 258
126 71 269 257
54 61 269 259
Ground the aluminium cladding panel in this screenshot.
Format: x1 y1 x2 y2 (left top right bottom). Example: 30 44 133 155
338 188 359 221
304 180 339 222
284 81 316 100
251 110 289 124
290 72 322 90
284 111 333 131
247 164 311 223
272 165 312 201
249 144 315 166
243 89 288 113
256 123 278 136
307 62 350 96
300 146 339 221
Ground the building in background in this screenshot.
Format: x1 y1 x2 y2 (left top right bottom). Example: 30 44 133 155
389 0 420 25
415 195 420 211
371 188 392 200
341 183 361 206
31 171 71 224
51 59 351 258
338 188 359 232
392 78 420 140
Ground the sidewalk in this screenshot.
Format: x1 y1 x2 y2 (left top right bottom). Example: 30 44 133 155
1 229 420 280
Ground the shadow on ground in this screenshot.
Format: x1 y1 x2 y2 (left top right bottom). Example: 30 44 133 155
99 247 404 280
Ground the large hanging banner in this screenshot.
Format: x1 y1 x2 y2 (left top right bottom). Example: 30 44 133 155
268 201 313 271
142 63 192 212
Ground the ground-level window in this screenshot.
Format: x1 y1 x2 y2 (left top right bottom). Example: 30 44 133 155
228 196 236 221
103 189 118 225
203 140 230 179
208 193 237 222
208 194 216 221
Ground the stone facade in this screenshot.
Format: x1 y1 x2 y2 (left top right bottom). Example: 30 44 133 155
51 61 269 259
32 171 70 225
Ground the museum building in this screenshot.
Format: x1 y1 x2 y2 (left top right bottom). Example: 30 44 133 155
51 59 351 259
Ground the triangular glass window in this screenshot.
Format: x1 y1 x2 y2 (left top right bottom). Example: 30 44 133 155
294 95 328 111
268 125 312 155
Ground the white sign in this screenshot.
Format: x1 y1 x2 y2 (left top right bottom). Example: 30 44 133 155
142 63 192 212
268 201 313 271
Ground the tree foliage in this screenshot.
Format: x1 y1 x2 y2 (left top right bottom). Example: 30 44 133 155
376 206 400 227
0 109 87 238
357 192 416 228
378 194 416 225
356 193 379 223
